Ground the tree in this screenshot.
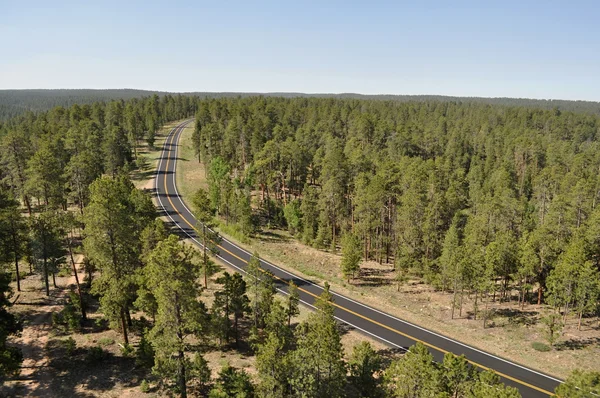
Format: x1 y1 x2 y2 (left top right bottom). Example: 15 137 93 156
0 189 28 292
214 272 250 346
284 199 302 236
191 188 221 288
348 341 382 397
540 312 563 347
83 176 148 344
245 252 275 329
290 283 346 398
29 211 65 296
341 233 362 283
555 370 600 397
383 342 439 397
209 363 255 398
286 280 300 326
0 272 22 384
438 353 474 397
470 370 522 398
255 301 293 397
146 235 208 398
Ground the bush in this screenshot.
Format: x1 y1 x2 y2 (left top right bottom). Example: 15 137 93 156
140 379 150 393
531 342 551 352
64 337 77 356
57 267 71 277
135 333 155 368
120 343 134 357
98 337 114 347
86 346 107 363
53 293 82 332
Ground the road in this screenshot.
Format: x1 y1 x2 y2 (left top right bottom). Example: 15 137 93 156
156 120 562 397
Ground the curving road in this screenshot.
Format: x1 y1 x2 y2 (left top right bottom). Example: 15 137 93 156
156 120 562 397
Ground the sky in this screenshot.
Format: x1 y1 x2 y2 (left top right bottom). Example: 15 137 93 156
1 0 599 101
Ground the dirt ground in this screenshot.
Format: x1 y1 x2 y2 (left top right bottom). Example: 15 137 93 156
174 124 600 380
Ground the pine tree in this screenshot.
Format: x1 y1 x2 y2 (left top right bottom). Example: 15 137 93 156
341 233 362 283
146 235 208 398
290 283 346 398
286 280 300 327
555 370 600 397
383 342 439 397
0 272 22 383
348 341 382 397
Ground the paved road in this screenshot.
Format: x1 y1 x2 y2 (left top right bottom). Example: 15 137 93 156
156 120 562 397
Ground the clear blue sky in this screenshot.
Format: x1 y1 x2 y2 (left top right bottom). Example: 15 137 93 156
1 0 599 100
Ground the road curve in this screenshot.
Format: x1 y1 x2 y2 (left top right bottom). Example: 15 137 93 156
155 120 562 397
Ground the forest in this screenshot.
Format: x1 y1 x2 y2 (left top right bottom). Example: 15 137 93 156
3 88 600 122
192 97 600 327
0 93 599 397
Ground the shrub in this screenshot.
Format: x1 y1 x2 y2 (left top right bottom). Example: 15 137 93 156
140 379 150 393
86 346 107 363
531 342 551 352
120 343 134 357
64 337 77 356
98 337 114 347
135 332 155 369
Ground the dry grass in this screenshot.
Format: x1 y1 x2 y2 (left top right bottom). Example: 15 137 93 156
173 126 600 379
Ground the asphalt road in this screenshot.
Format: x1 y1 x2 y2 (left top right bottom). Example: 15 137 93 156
156 120 563 397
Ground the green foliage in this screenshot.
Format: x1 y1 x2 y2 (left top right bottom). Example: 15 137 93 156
555 370 600 397
540 312 563 347
214 272 250 345
140 379 150 393
86 346 107 363
64 337 77 357
283 199 302 235
135 332 155 369
52 295 82 332
383 342 439 397
0 272 22 383
98 337 114 347
290 283 346 398
341 233 362 282
348 341 382 397
189 352 211 389
531 342 551 352
120 343 134 357
286 280 300 326
209 363 255 398
145 235 208 396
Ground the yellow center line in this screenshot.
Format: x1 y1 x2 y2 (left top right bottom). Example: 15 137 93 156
161 122 555 397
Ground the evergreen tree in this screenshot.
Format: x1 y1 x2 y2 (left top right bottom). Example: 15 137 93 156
146 235 208 398
341 233 362 283
290 283 346 398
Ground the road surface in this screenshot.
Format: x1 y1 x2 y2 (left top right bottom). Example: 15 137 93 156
155 120 562 397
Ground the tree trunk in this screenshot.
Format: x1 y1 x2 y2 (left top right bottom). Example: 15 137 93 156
14 252 20 292
43 257 50 296
120 309 129 344
67 234 86 320
178 349 187 398
203 225 208 288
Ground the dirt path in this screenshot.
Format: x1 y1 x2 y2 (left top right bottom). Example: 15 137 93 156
4 256 86 397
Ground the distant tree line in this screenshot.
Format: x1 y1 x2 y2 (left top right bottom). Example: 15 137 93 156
3 89 600 121
192 97 600 327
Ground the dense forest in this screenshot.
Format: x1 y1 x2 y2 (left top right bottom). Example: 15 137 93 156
192 97 600 328
1 93 599 396
2 89 600 121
